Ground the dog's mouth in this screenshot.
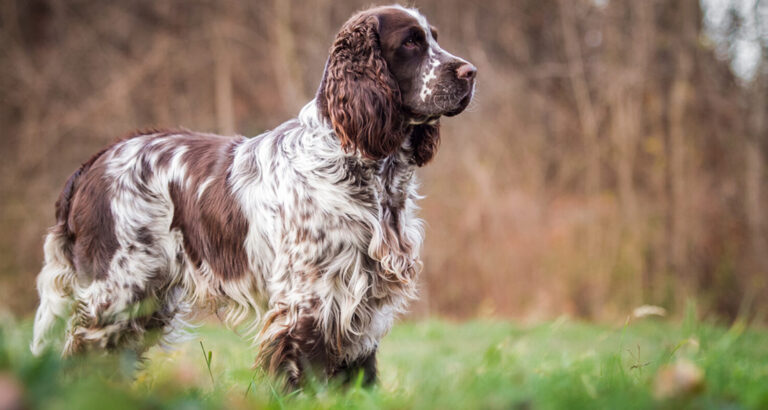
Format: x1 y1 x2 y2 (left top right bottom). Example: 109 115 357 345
406 92 473 124
407 113 441 126
443 90 473 117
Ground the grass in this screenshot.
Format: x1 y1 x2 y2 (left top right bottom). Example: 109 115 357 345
1 310 768 409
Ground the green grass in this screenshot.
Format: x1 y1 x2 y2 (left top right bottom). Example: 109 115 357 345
1 312 768 409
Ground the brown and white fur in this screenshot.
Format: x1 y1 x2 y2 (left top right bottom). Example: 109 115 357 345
31 5 476 388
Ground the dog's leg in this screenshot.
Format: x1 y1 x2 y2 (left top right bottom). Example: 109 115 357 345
256 301 327 390
330 348 378 387
61 271 183 356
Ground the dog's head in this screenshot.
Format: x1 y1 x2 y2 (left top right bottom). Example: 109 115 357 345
318 5 476 164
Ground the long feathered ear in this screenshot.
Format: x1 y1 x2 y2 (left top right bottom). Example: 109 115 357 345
322 15 406 159
411 123 441 166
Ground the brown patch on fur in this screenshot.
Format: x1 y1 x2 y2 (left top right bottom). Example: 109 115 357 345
136 226 153 246
53 143 116 266
66 152 119 281
167 135 250 281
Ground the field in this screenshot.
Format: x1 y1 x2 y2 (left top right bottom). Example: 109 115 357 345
1 310 767 409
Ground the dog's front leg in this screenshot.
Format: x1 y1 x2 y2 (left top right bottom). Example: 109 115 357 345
256 301 327 390
329 348 378 387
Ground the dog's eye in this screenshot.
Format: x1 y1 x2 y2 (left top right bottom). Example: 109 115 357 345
402 38 418 48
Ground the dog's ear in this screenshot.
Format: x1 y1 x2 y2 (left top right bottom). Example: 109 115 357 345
411 123 441 166
322 14 406 160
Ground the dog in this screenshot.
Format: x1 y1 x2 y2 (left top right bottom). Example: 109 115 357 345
31 4 476 387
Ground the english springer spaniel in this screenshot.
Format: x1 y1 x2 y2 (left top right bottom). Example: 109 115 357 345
31 5 476 387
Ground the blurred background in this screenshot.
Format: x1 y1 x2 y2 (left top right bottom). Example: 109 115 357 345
0 0 766 323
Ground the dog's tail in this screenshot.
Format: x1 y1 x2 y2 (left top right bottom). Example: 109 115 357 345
31 149 107 356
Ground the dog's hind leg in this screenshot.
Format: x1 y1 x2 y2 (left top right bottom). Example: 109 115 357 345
60 261 192 357
62 283 187 356
60 243 188 356
31 231 77 356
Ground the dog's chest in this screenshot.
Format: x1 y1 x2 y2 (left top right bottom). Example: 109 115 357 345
285 157 419 262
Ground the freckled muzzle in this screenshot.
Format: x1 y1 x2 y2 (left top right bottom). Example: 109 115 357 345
424 56 476 117
406 59 476 123
444 61 476 117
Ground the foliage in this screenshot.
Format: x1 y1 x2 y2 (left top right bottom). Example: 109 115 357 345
1 314 767 409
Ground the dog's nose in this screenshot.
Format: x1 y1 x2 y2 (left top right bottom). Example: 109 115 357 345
456 63 477 80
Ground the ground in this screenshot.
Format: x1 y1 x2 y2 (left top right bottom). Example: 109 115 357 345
1 310 767 409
